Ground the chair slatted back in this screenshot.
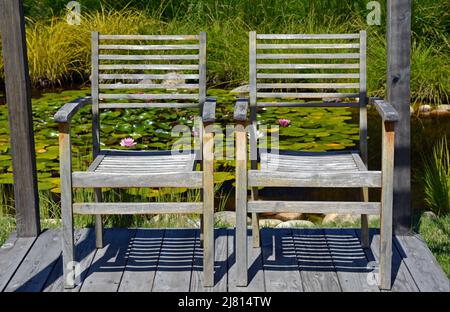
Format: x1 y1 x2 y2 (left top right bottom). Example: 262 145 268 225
249 31 368 164
91 32 207 156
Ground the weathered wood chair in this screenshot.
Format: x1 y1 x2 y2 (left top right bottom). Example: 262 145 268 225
54 32 216 288
234 31 399 289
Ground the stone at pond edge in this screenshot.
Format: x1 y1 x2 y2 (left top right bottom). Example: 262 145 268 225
215 211 251 227
322 213 359 224
259 219 283 228
276 220 315 228
422 211 438 220
273 212 303 221
151 215 198 228
418 104 431 113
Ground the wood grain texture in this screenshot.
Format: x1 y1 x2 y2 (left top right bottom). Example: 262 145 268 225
248 201 380 214
99 34 199 40
234 99 249 121
374 99 400 121
73 202 203 215
257 34 360 40
54 97 92 123
0 0 40 237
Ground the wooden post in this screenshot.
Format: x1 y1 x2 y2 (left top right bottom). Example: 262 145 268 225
0 0 40 237
387 0 412 235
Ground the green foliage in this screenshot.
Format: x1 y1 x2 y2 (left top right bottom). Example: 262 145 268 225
418 213 450 278
422 137 450 216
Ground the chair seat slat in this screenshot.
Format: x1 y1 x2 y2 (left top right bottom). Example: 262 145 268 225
99 93 199 100
257 63 359 70
256 92 359 98
256 34 360 40
257 44 360 50
99 44 199 50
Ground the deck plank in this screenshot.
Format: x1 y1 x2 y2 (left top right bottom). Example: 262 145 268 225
228 229 265 292
190 228 228 292
260 228 303 292
152 229 196 292
0 233 36 292
358 229 419 292
395 235 449 292
43 228 96 292
4 229 61 292
118 229 164 292
292 228 341 292
80 228 136 292
323 228 379 292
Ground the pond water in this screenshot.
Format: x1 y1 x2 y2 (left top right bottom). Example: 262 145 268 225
0 88 448 216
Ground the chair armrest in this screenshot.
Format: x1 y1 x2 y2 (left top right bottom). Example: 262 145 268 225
234 98 249 123
54 96 92 123
202 97 216 124
373 99 399 122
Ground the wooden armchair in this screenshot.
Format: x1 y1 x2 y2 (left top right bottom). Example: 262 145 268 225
54 32 216 288
234 31 398 289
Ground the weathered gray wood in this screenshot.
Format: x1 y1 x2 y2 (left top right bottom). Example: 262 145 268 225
99 64 198 70
54 97 92 123
248 170 381 188
199 32 207 111
73 202 203 215
260 228 303 292
99 83 199 89
58 123 75 289
258 83 359 89
99 102 199 109
72 172 202 188
292 228 341 292
234 99 249 121
248 201 380 214
99 73 199 80
257 63 359 70
99 34 199 40
190 229 228 292
394 235 449 292
42 228 96 292
235 122 248 287
91 32 101 158
379 122 395 289
359 229 418 292
202 98 216 123
387 0 412 235
99 93 199 100
0 0 40 237
228 229 265 292
202 126 215 286
257 53 359 59
323 228 379 292
118 229 164 292
94 189 103 249
80 228 136 292
257 73 360 79
257 43 360 49
257 34 360 40
257 93 359 99
152 229 196 292
249 31 257 107
257 101 359 108
352 150 370 248
99 54 199 60
5 229 61 292
0 233 36 291
99 44 199 50
374 100 400 121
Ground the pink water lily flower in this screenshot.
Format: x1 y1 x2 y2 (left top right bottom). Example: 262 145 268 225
120 137 137 147
278 118 291 127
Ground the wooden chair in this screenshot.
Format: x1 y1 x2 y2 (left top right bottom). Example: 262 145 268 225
54 32 216 288
234 31 399 289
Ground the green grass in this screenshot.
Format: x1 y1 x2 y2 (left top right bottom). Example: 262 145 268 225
418 213 450 278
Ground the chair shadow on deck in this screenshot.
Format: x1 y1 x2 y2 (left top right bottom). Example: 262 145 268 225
15 228 403 291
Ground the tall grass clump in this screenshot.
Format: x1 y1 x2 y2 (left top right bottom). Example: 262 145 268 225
422 137 450 216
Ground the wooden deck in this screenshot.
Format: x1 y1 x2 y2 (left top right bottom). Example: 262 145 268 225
0 228 448 292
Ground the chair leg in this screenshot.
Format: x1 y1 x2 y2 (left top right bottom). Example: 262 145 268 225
94 188 103 249
62 202 75 289
251 188 260 248
379 199 393 290
361 187 369 248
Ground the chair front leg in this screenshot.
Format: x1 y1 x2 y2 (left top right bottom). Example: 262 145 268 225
94 189 103 249
202 124 215 287
379 121 395 290
59 123 76 289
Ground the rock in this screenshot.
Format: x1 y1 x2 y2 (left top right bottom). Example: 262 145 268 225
139 78 154 85
430 108 450 117
150 214 198 228
322 213 359 225
422 211 438 220
438 104 450 110
215 211 251 227
410 106 415 115
230 85 250 96
418 104 431 113
259 219 282 228
261 212 277 217
276 220 315 228
273 212 303 221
